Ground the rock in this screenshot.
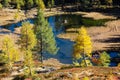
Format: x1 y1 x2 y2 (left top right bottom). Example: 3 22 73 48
35 66 56 73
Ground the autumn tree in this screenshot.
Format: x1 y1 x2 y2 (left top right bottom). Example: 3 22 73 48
98 51 110 67
19 21 36 76
35 0 45 10
1 35 20 72
23 50 35 77
16 0 24 10
73 27 92 66
34 9 58 63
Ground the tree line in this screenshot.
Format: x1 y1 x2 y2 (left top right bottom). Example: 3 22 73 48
0 0 119 10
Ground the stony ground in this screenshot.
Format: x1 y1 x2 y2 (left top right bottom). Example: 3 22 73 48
38 66 120 80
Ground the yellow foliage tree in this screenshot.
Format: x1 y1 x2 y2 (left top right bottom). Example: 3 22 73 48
23 50 35 77
19 21 37 76
14 11 20 21
1 35 20 71
73 27 92 66
35 0 45 10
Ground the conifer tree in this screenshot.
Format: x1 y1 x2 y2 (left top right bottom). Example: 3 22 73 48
34 9 58 63
24 50 35 76
19 21 36 76
19 21 36 51
1 35 20 72
73 27 92 66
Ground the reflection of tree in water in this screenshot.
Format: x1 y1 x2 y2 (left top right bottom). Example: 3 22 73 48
51 14 111 32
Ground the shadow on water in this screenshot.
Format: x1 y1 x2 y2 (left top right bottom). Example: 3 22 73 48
48 14 113 30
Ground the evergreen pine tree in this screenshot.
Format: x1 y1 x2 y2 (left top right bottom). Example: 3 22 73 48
34 9 58 63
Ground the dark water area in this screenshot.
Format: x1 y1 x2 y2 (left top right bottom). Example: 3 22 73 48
0 14 119 66
47 14 112 30
109 51 120 66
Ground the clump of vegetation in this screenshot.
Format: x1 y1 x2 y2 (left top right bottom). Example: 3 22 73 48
98 51 110 67
14 11 20 21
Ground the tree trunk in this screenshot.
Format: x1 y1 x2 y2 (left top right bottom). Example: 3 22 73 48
29 66 32 76
40 36 43 63
83 53 87 67
40 52 43 63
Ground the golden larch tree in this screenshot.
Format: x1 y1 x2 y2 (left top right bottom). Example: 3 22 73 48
1 35 20 72
73 27 92 66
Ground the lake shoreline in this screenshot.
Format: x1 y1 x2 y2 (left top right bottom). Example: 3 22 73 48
57 20 120 52
0 8 120 52
0 8 117 26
